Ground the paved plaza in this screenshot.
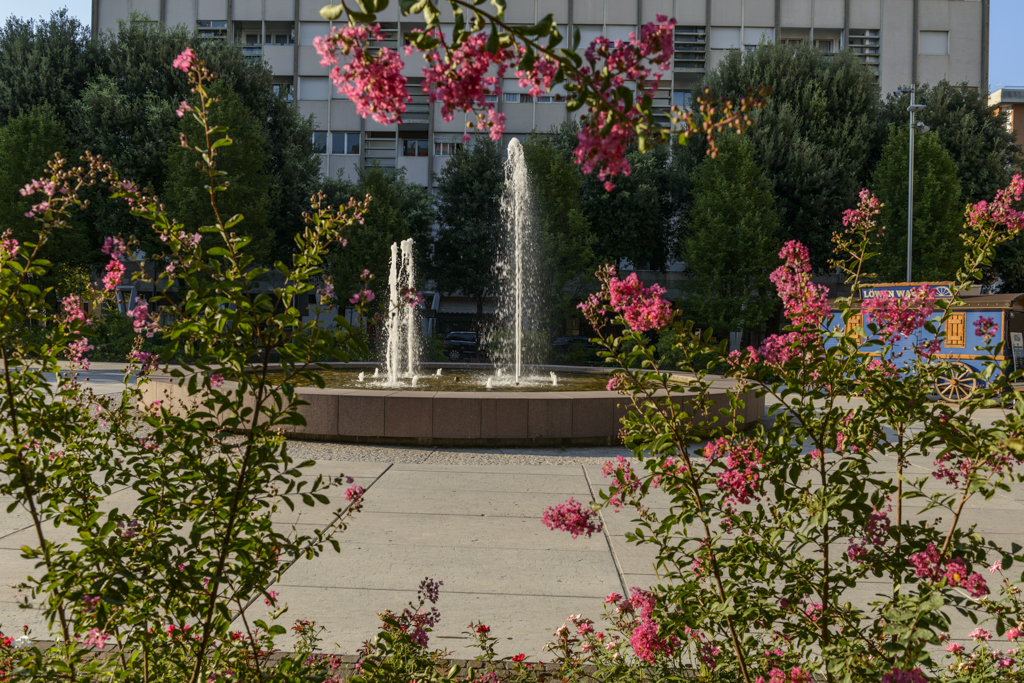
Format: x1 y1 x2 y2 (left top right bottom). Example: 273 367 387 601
1 364 1021 658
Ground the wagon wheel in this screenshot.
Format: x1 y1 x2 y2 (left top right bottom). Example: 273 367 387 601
934 361 978 402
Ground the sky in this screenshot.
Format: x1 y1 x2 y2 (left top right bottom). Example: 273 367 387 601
2 0 1023 92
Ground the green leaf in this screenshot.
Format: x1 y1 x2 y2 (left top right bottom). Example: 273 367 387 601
320 3 345 20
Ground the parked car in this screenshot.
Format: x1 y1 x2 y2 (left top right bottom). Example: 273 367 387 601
551 336 600 352
442 331 484 360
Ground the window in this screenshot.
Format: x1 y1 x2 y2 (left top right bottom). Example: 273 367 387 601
743 27 773 50
332 132 360 155
605 26 634 43
504 93 533 104
674 26 706 71
197 20 227 40
300 77 329 100
267 31 294 45
946 313 967 348
709 27 741 50
245 33 261 44
849 29 880 75
814 39 834 53
485 94 498 103
575 25 602 48
538 93 565 103
434 141 462 156
312 132 327 155
672 91 692 108
920 31 949 56
273 82 294 102
402 139 429 157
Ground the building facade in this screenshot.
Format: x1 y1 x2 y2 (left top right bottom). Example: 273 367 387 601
990 86 1024 149
92 0 990 189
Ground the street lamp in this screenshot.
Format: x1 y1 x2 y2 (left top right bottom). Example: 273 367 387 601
897 85 930 283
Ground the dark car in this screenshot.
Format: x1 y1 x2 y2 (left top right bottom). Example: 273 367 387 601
551 336 600 351
442 331 484 360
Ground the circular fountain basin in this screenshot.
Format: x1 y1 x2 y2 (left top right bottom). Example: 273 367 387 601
141 362 764 447
266 368 610 392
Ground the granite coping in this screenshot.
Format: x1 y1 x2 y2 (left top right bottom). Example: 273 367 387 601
140 365 764 447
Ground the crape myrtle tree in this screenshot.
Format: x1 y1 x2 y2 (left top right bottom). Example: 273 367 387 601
698 41 880 270
433 137 505 322
678 133 780 337
872 125 965 282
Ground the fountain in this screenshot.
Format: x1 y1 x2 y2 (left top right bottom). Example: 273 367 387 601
493 138 538 385
358 372 365 382
550 372 558 386
384 238 420 385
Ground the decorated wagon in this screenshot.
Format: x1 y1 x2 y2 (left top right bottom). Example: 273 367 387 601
828 282 1024 401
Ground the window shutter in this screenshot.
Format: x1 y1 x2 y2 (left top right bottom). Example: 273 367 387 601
946 313 966 348
846 314 864 342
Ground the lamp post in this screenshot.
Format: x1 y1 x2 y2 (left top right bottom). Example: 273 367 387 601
899 84 929 283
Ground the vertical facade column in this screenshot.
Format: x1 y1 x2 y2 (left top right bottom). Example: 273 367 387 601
774 0 781 46
160 0 167 27
92 0 100 39
227 0 235 40
842 0 849 50
981 0 990 95
911 0 918 84
565 0 574 125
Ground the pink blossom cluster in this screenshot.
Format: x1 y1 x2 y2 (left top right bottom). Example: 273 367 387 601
61 295 89 325
703 437 764 509
573 17 676 190
101 237 128 291
756 667 811 683
730 242 828 372
602 456 640 509
608 273 672 331
314 25 409 125
418 30 516 141
0 229 17 258
401 286 424 308
318 278 335 306
175 100 192 118
908 542 988 597
172 47 196 73
128 349 159 375
841 188 883 229
930 444 1021 490
19 177 61 218
614 589 675 664
605 374 624 392
966 174 1024 232
349 289 375 306
131 300 159 338
880 668 927 683
542 497 603 539
861 286 936 343
67 337 94 370
210 374 224 388
974 315 999 343
82 628 110 649
345 485 365 502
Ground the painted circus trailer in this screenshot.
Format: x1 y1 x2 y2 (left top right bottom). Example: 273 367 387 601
828 282 1024 401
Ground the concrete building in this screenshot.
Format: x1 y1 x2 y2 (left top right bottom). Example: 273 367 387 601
92 0 990 189
990 86 1024 149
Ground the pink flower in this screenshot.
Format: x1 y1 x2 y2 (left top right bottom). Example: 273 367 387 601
1007 627 1021 641
966 174 1024 232
0 229 18 257
605 592 623 604
103 258 126 291
608 273 672 331
210 374 224 388
804 603 823 622
945 642 964 653
349 289 375 306
862 286 936 343
315 25 410 125
131 300 159 338
880 668 926 683
974 316 999 343
67 337 94 370
630 619 673 663
968 628 991 642
264 590 279 606
128 349 158 374
82 595 101 612
703 437 764 509
317 278 335 306
175 100 192 117
842 188 883 228
602 456 640 509
345 485 365 502
172 47 196 72
541 497 602 539
82 628 110 649
61 295 89 324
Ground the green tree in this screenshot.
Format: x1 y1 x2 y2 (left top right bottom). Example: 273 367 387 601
321 165 434 308
699 42 881 270
678 134 779 336
163 84 274 262
522 132 596 336
546 120 681 270
872 125 964 281
879 80 1020 203
0 10 98 122
433 138 504 320
0 104 89 279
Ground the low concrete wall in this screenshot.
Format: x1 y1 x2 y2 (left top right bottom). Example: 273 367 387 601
139 365 764 447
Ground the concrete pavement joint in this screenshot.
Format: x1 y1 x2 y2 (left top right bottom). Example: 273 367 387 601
583 465 630 600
